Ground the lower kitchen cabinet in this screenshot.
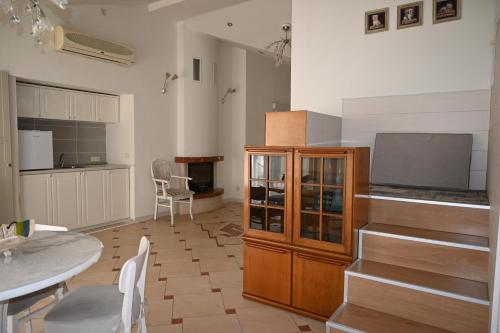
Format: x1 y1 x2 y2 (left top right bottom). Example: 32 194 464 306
20 174 53 225
243 242 292 305
291 252 347 317
52 172 82 230
81 170 108 226
20 168 129 229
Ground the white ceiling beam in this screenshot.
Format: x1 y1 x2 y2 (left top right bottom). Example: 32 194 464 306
148 0 184 12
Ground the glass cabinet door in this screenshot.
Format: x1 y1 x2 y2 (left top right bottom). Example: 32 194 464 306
244 149 293 243
294 152 352 254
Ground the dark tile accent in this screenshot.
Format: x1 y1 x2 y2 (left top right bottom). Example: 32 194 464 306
211 288 221 293
150 252 158 255
201 272 209 276
185 248 192 251
112 256 120 259
154 263 161 267
227 255 235 258
18 117 107 165
112 245 119 248
171 318 182 325
298 325 312 332
240 267 244 270
112 268 120 272
164 295 174 300
113 229 119 232
158 277 167 281
113 237 119 240
225 309 236 314
192 259 200 262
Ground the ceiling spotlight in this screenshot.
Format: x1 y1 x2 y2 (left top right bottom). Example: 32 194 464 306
227 22 233 27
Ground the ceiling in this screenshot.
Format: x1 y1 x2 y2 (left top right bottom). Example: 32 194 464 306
185 0 292 57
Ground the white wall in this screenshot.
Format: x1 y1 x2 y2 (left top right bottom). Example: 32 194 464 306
0 5 178 219
177 23 220 156
343 90 491 190
488 14 500 333
291 0 496 116
217 44 247 200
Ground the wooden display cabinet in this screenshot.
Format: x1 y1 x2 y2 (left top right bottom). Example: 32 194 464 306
243 146 369 320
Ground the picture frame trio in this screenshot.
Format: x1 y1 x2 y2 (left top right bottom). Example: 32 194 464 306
365 0 461 34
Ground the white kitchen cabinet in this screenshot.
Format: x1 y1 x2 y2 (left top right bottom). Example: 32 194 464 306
40 87 70 120
21 168 129 229
107 169 130 221
70 92 96 122
96 95 119 123
17 84 40 118
20 174 53 225
81 170 108 226
52 172 82 229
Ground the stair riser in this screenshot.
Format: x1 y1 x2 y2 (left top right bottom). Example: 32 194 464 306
361 233 489 282
369 199 489 237
346 275 488 333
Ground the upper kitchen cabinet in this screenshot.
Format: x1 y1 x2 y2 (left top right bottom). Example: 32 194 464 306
70 91 95 122
96 94 119 123
40 87 70 120
17 84 40 118
16 83 120 123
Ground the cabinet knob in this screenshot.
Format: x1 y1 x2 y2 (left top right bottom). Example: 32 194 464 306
7 163 12 167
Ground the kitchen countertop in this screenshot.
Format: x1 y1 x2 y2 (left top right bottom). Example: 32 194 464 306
20 164 131 175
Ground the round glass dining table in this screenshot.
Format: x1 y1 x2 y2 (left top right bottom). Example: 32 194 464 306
0 231 103 333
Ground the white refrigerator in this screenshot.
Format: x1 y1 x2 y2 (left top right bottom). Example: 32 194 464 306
18 130 54 171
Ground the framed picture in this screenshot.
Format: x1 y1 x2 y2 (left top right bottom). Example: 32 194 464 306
397 1 423 29
433 0 461 24
365 8 389 34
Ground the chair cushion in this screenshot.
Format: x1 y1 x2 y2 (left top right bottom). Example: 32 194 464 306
44 285 141 333
7 284 60 315
158 188 194 199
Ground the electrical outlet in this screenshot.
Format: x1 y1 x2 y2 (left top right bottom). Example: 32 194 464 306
90 156 101 162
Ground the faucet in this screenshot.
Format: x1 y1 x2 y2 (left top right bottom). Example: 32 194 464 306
58 153 65 168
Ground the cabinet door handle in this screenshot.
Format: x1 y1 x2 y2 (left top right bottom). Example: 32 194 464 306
7 163 12 167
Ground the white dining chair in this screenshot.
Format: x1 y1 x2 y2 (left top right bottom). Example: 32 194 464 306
6 224 68 333
44 236 150 333
151 159 194 226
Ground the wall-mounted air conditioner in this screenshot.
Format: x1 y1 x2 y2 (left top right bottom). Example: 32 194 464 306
54 26 135 66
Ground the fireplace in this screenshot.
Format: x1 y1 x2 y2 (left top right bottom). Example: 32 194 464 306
188 162 214 194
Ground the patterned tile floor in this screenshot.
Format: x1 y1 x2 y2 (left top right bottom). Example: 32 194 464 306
24 203 326 333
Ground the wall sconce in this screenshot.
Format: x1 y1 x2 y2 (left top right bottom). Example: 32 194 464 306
161 72 178 94
221 88 236 104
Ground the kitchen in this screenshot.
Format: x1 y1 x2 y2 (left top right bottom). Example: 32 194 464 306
12 80 133 231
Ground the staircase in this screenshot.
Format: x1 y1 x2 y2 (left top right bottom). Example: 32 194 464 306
327 196 490 333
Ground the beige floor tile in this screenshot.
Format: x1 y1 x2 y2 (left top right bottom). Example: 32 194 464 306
224 244 243 256
146 299 174 326
291 313 326 333
155 248 193 263
237 306 299 333
159 260 200 278
68 271 117 288
183 314 242 333
165 275 211 295
152 240 186 251
209 270 243 289
147 265 161 282
191 247 229 260
145 281 167 300
199 257 240 272
147 324 182 333
234 253 244 268
172 292 225 318
84 258 118 274
221 287 263 309
185 238 219 249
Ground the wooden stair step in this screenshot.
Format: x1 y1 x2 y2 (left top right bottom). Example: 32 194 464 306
360 223 489 282
327 303 452 333
368 196 489 237
347 260 489 303
362 223 488 248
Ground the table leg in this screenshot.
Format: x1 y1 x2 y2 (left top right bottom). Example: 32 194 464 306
0 302 7 333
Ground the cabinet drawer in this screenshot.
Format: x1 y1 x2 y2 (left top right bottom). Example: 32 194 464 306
292 252 347 317
243 241 292 305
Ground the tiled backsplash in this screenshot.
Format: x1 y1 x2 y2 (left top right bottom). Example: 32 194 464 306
18 118 106 166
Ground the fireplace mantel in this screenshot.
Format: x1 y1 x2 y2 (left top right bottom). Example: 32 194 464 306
175 156 224 163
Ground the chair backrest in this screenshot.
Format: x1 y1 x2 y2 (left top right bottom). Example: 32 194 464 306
118 236 150 332
35 224 68 232
151 159 172 182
